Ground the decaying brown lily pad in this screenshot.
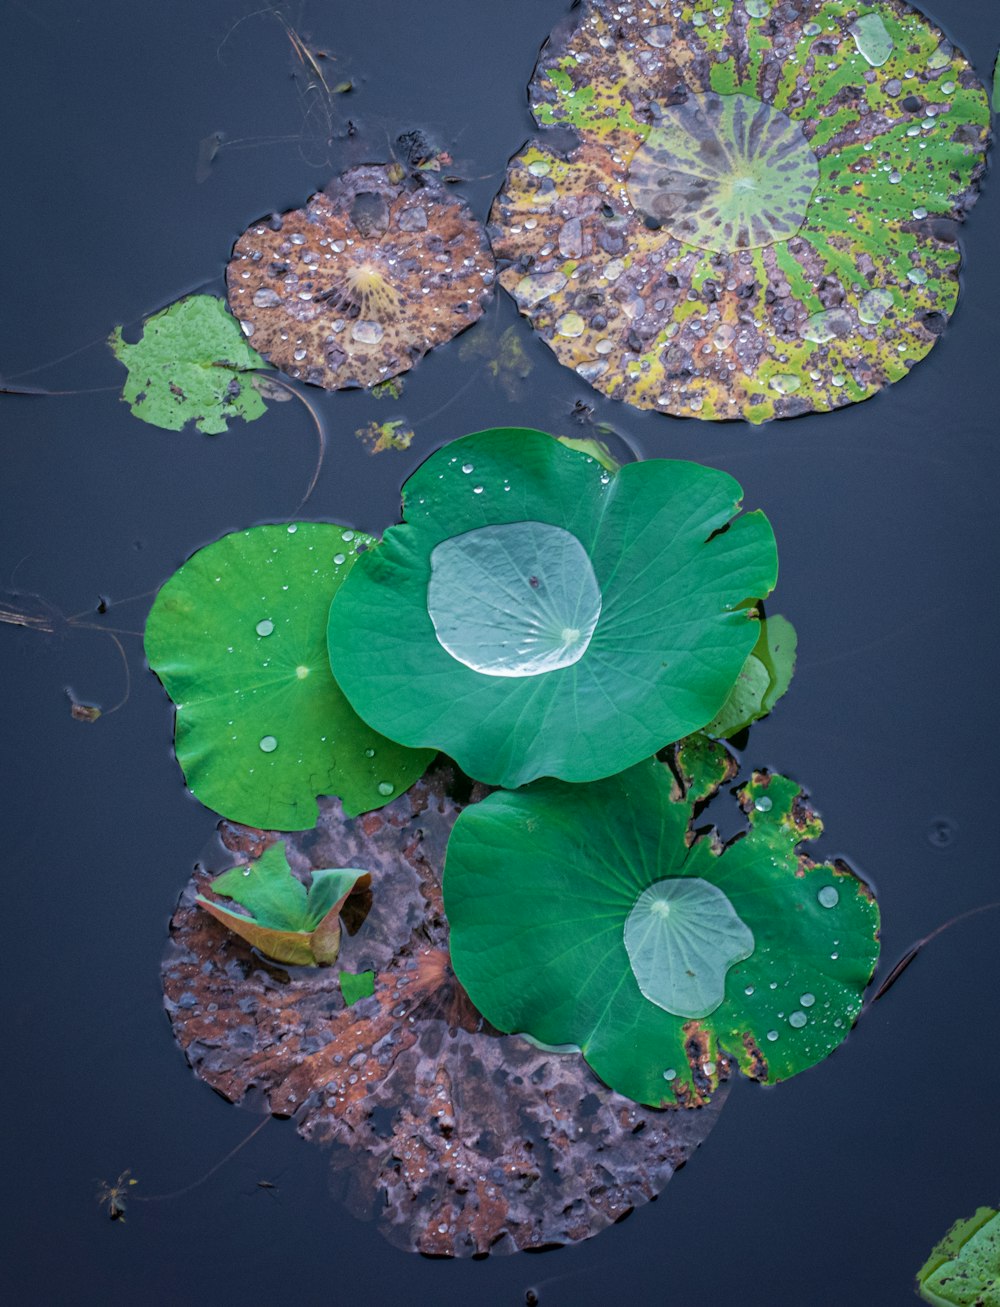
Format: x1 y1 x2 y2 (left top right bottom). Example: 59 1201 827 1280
163 766 729 1256
489 0 990 423
226 165 495 390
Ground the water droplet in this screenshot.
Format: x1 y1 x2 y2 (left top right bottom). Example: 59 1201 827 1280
800 993 816 1007
766 1030 779 1042
830 952 839 960
256 619 275 637
252 288 281 308
858 288 894 325
461 463 474 474
473 485 484 495
769 373 801 395
912 206 928 219
849 12 893 66
352 320 384 344
296 665 310 680
754 795 773 812
527 159 551 177
744 985 755 996
333 553 346 565
259 735 278 753
242 867 252 877
663 1068 677 1081
377 781 394 796
556 312 586 337
341 530 355 541
818 885 840 908
287 523 298 534
702 1060 717 1076
364 747 375 757
745 0 769 16
907 267 928 285
788 1011 808 1028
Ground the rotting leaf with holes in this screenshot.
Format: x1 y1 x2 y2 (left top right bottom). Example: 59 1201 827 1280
145 522 434 831
327 428 777 788
444 747 880 1107
163 767 728 1256
226 164 495 390
706 613 797 738
917 1205 999 1305
490 0 990 423
196 840 370 966
109 295 269 434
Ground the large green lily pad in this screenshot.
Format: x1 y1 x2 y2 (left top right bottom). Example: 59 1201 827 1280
490 0 990 423
917 1205 1000 1305
444 748 880 1107
145 522 434 830
109 295 268 433
327 428 777 788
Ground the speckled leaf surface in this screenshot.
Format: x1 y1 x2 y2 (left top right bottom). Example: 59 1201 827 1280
162 769 728 1256
445 749 880 1107
917 1205 1000 1306
144 522 434 831
109 295 268 434
489 0 990 423
226 165 495 390
327 428 777 788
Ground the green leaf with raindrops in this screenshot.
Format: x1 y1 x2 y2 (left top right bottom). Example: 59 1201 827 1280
490 0 990 423
916 1205 1000 1305
327 428 777 789
444 748 880 1108
109 295 269 434
145 522 434 831
706 613 797 738
196 841 370 967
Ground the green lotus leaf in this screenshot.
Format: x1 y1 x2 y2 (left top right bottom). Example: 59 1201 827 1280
917 1205 999 1306
109 295 269 434
444 754 880 1107
706 613 797 737
490 0 990 423
196 841 369 966
327 428 777 788
145 522 435 830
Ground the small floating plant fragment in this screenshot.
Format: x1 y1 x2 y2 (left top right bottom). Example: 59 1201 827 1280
144 522 434 831
109 295 269 433
444 747 880 1107
197 841 370 967
917 1205 999 1305
490 0 990 422
163 768 728 1255
327 428 777 788
226 164 495 390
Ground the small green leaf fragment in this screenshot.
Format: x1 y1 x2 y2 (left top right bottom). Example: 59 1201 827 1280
356 419 415 453
340 970 376 1005
209 842 307 931
555 435 620 472
707 614 797 737
917 1206 999 1306
109 295 268 434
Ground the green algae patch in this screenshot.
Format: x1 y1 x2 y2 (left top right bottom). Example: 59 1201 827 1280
445 748 880 1108
491 0 990 423
327 428 777 789
109 295 268 434
145 522 434 831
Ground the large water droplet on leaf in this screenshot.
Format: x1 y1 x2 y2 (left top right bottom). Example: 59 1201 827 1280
627 94 819 253
427 522 602 678
849 13 894 67
623 878 755 1019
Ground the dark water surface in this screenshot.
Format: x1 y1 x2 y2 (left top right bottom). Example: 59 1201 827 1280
2 2 997 1303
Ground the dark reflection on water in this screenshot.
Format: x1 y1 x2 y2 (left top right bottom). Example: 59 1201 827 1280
1 1 997 1303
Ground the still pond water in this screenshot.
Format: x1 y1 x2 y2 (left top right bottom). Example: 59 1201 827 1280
1 1 997 1302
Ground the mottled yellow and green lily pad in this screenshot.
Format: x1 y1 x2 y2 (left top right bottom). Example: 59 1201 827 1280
490 0 990 423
